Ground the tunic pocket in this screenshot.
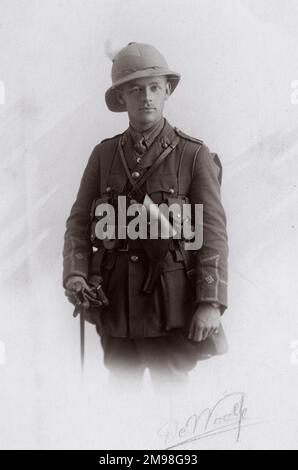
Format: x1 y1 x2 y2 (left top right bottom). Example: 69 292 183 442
108 173 127 194
146 173 178 197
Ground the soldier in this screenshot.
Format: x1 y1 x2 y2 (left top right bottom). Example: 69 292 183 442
63 42 229 391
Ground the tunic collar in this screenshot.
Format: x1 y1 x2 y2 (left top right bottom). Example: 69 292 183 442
128 117 165 150
119 118 177 171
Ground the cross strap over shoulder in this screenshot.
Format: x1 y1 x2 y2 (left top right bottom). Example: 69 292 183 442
118 134 180 200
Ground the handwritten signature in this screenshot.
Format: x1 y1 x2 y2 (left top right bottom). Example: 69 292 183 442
157 391 252 449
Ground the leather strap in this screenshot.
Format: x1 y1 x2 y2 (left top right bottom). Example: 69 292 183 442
137 135 180 187
118 135 180 199
118 142 143 198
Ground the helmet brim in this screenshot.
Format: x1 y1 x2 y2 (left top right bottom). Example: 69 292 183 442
105 69 181 112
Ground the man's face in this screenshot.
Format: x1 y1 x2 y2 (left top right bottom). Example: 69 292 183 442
116 76 171 130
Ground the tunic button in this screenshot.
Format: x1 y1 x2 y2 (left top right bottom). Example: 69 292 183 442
106 187 111 193
132 171 140 179
136 157 141 163
130 255 139 263
168 188 175 194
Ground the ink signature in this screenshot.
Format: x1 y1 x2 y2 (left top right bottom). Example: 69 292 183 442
157 391 255 449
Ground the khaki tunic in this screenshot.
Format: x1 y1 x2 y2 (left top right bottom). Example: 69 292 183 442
63 119 228 351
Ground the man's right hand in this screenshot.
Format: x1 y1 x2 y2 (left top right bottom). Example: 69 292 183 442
64 275 109 309
66 275 89 292
64 276 95 308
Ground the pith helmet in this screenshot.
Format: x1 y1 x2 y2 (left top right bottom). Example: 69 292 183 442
105 42 181 112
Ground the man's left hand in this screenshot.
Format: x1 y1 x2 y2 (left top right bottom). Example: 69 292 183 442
188 304 221 342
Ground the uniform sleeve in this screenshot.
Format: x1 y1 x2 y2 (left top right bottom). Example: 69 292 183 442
189 144 228 313
62 145 101 287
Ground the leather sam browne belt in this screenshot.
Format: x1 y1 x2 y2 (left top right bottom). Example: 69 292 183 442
90 134 188 294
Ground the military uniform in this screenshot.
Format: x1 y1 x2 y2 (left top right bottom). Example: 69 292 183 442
62 43 229 384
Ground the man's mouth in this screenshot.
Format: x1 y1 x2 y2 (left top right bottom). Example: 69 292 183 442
139 107 156 110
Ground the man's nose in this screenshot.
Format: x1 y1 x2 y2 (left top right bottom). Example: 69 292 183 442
142 87 153 102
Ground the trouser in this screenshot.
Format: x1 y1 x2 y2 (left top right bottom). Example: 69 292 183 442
99 331 212 392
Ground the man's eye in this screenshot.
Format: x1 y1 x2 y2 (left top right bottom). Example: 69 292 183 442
151 85 158 91
130 88 140 94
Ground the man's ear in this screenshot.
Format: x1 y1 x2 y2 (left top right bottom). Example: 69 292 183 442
164 80 172 100
115 88 125 106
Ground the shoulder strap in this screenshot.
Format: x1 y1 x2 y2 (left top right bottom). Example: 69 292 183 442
100 132 123 144
174 127 203 145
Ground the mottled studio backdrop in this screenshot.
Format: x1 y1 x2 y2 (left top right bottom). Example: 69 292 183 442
1 0 298 449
